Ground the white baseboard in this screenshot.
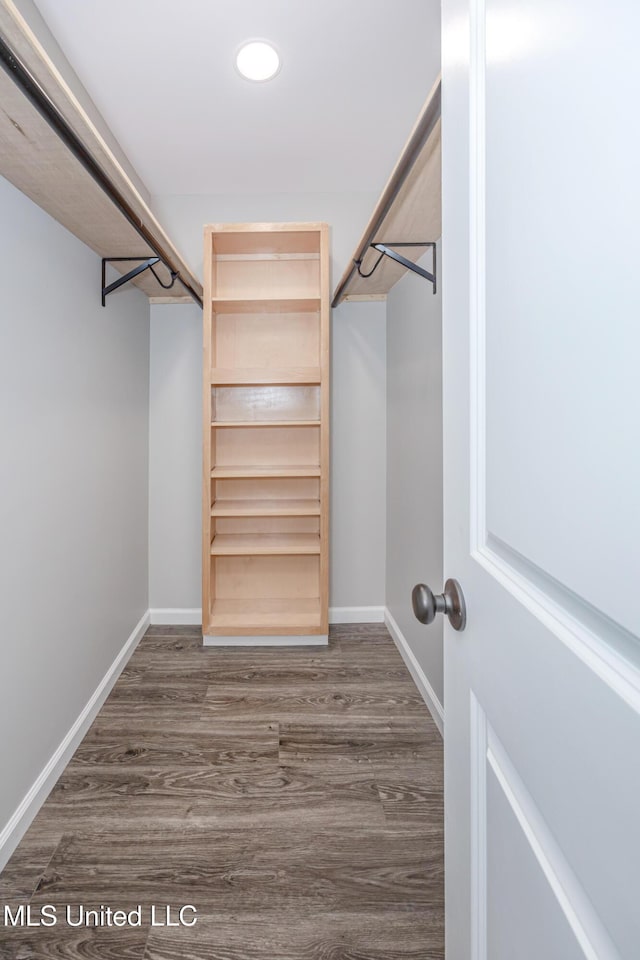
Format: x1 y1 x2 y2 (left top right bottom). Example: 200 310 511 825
204 634 328 647
0 610 150 872
150 606 385 627
149 607 201 625
384 607 444 736
329 606 385 623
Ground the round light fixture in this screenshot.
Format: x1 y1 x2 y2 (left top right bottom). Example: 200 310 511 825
235 40 281 82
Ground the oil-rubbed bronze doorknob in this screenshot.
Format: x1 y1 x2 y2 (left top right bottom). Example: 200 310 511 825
411 579 466 632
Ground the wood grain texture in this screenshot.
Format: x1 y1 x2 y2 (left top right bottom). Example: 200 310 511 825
145 913 444 960
0 924 149 960
0 824 61 903
140 657 364 685
26 825 441 914
72 721 279 768
0 624 442 959
141 625 202 639
279 718 442 764
201 683 425 721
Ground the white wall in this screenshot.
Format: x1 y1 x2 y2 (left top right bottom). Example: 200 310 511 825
0 175 150 846
149 192 386 613
330 299 386 607
386 244 443 706
149 302 201 610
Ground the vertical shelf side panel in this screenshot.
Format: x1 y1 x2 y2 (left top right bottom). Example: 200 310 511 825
202 229 214 633
319 224 331 635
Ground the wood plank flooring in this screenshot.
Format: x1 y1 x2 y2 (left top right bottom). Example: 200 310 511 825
0 623 443 959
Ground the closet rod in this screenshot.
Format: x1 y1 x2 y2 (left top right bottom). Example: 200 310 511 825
0 32 203 309
331 76 441 308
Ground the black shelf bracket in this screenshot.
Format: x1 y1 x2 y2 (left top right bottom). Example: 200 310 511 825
355 241 436 294
101 256 179 307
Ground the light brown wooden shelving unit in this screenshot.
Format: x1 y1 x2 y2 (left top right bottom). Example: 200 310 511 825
202 223 330 644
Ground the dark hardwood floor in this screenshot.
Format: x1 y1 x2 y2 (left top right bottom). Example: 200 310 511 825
0 623 444 959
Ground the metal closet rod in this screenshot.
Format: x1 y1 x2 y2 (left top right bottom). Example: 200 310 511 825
331 78 441 308
0 32 203 309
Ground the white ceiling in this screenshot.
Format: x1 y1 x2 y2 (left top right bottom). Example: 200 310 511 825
33 0 440 197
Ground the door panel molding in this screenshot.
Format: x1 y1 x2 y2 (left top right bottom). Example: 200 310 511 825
468 0 488 559
447 0 640 952
474 541 640 716
470 692 488 960
467 0 640 716
471 693 620 960
471 0 639 638
486 714 620 960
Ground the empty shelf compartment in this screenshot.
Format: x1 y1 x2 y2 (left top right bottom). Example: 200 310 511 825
210 368 321 385
208 598 321 630
211 465 321 479
210 533 321 556
212 498 321 517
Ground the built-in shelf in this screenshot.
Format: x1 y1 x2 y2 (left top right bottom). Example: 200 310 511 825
210 533 321 556
203 222 329 639
210 368 321 386
208 598 321 630
211 297 320 313
211 465 321 479
211 498 321 517
211 420 320 429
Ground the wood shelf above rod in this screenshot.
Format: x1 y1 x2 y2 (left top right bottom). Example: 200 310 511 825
0 0 202 305
332 75 441 306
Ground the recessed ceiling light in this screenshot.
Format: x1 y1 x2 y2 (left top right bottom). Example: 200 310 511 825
235 40 281 82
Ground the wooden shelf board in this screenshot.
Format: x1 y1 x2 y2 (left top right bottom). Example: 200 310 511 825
211 420 320 429
207 226 323 256
214 253 319 262
211 499 321 518
210 368 321 386
211 465 321 479
208 598 321 630
210 533 321 556
211 297 320 314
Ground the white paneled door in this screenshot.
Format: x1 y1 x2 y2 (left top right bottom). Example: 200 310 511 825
440 1 640 957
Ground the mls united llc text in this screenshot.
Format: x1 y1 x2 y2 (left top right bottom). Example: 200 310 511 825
3 904 197 928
